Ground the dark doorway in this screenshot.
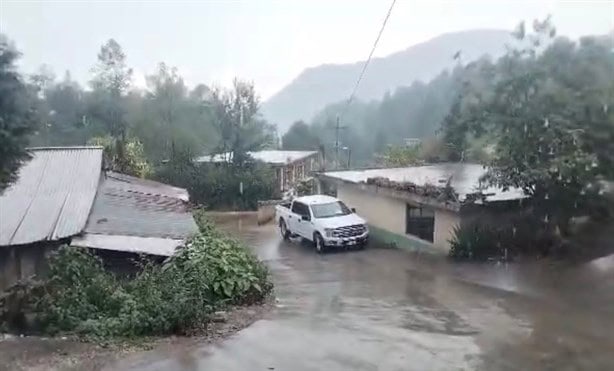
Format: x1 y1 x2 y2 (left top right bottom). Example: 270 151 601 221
406 204 434 242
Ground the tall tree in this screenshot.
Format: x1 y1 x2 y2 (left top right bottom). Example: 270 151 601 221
308 67 462 166
28 64 56 98
212 79 276 165
145 63 187 159
0 35 38 191
134 66 219 162
42 72 87 145
443 18 614 236
88 39 132 162
282 120 320 150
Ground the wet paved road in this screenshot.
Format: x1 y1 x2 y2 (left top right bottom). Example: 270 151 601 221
108 213 614 371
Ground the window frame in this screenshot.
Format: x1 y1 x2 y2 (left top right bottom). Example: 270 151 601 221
291 201 310 217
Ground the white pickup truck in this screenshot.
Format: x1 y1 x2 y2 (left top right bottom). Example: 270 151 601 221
275 195 369 253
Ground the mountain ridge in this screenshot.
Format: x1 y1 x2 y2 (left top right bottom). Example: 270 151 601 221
262 29 513 132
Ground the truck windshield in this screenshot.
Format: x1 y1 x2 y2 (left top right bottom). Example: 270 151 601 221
311 201 352 218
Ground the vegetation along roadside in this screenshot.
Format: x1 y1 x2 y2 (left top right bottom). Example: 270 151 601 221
0 210 273 341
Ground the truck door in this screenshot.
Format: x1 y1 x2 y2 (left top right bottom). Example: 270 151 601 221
290 201 311 238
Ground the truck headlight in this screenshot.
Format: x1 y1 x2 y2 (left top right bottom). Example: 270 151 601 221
324 228 334 238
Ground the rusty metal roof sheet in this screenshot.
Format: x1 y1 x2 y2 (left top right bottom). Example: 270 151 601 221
0 147 103 246
104 171 190 202
83 171 198 239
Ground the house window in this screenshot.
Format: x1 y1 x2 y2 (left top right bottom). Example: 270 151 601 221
406 204 434 242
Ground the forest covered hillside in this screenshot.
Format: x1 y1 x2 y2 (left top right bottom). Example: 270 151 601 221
262 29 512 132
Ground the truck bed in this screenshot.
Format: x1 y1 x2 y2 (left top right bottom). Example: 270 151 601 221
277 201 291 210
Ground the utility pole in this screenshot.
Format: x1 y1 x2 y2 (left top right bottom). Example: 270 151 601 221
347 147 352 169
333 115 347 169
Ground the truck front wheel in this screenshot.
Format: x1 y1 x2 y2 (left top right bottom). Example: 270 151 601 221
279 219 291 240
314 232 326 254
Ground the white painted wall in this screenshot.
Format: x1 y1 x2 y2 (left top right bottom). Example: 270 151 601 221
336 183 460 252
434 209 460 252
337 183 406 235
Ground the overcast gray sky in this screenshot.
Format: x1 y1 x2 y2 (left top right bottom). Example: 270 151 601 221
1 0 613 99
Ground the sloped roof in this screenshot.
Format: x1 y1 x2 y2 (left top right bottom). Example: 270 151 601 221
196 150 317 165
83 171 198 239
321 163 524 202
71 234 182 257
103 171 189 202
0 147 103 246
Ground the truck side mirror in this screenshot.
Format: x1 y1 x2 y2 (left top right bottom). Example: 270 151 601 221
351 208 356 213
301 215 311 221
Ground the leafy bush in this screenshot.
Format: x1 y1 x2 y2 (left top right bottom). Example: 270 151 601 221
39 247 124 334
34 216 272 338
152 147 198 189
448 224 504 261
448 216 557 261
154 159 278 211
296 178 314 196
188 163 278 210
88 135 152 178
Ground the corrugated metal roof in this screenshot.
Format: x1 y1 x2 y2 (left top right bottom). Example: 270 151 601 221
105 171 190 202
0 147 103 246
84 172 198 239
71 233 182 257
195 150 318 165
321 163 525 202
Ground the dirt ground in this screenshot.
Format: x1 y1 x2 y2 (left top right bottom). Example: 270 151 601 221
0 302 273 371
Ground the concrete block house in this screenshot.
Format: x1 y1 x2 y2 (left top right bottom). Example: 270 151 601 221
317 163 524 254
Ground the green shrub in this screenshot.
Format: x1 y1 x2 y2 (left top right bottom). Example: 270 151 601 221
448 216 556 261
193 207 221 236
34 218 272 339
448 224 505 261
154 158 279 211
188 163 278 210
296 178 314 196
39 247 122 333
88 136 152 178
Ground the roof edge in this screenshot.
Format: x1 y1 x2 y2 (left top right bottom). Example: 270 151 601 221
27 146 104 151
104 171 190 202
320 162 487 176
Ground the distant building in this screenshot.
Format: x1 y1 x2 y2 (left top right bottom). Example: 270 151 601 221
0 147 197 290
404 138 422 147
317 163 524 253
196 150 319 193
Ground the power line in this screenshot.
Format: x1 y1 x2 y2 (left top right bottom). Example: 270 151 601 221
339 0 397 121
328 0 396 170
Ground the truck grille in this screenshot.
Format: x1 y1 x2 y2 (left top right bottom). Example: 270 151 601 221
333 224 366 238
